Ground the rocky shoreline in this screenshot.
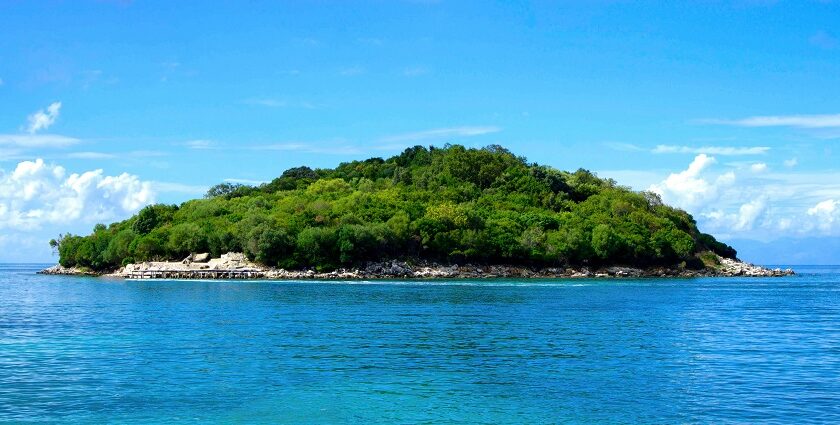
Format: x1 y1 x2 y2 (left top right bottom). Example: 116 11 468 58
38 252 794 280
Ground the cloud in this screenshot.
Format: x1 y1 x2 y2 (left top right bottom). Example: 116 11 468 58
380 126 502 143
246 99 288 107
0 159 154 230
652 144 770 155
604 142 646 152
0 134 79 148
649 154 735 210
750 162 768 173
0 148 25 161
64 150 166 160
26 102 62 134
649 154 840 240
184 139 217 150
703 198 768 232
807 199 839 233
251 143 361 155
651 155 776 234
67 151 116 159
706 114 840 128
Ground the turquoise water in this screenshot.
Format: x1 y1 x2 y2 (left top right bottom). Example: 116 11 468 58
1 264 839 424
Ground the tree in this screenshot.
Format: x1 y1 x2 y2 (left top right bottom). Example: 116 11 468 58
52 144 737 272
167 223 207 257
243 223 294 267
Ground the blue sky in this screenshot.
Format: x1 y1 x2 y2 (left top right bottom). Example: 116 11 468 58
1 1 839 263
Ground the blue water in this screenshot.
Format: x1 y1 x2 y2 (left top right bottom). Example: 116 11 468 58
2 264 839 424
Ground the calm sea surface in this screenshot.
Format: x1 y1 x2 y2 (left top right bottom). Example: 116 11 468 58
1 264 839 424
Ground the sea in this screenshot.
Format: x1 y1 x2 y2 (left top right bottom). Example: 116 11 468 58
1 264 839 424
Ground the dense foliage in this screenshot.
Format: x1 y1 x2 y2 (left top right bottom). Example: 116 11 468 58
52 145 736 271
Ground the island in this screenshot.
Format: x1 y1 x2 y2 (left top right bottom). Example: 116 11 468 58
41 144 793 279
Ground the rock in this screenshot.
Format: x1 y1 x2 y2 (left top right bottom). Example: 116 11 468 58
192 253 211 263
41 251 794 280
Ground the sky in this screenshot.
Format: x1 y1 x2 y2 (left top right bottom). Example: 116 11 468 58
1 0 839 264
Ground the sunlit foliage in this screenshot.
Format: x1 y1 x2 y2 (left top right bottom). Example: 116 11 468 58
53 145 736 271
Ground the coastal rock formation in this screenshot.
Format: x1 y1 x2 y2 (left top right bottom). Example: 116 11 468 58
37 264 101 276
40 252 794 280
716 257 793 277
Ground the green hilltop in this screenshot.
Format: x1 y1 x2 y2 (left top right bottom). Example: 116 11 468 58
52 144 736 272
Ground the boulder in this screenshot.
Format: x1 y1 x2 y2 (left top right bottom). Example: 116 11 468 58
192 253 211 263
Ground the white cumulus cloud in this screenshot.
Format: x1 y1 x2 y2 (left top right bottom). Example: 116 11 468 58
26 102 62 134
703 198 768 232
0 159 154 230
806 199 839 233
649 155 768 234
649 154 735 210
649 154 840 239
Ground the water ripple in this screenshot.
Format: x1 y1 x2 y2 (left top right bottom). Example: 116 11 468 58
1 264 839 423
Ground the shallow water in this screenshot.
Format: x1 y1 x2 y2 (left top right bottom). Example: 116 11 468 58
1 264 839 424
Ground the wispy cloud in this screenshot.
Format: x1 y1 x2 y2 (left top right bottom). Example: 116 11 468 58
652 145 770 155
67 151 116 159
184 139 218 150
0 148 25 161
380 126 502 143
603 142 646 152
250 142 361 155
26 102 62 133
704 114 840 128
66 150 167 160
0 134 79 148
245 99 287 107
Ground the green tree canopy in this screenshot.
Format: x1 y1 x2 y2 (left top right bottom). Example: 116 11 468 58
53 144 736 271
